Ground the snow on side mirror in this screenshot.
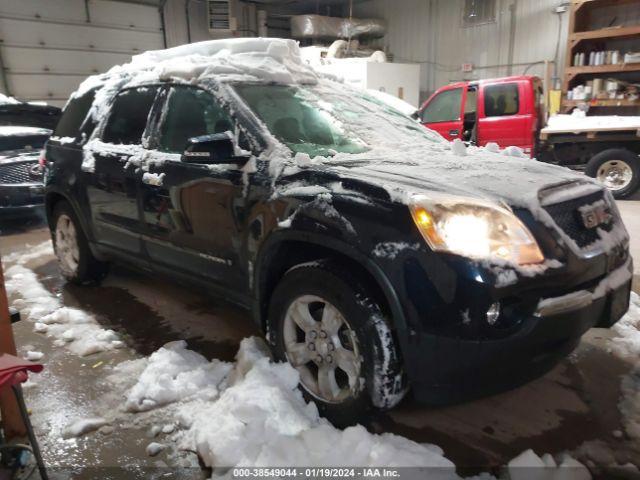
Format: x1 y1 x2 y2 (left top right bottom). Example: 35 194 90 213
181 133 246 165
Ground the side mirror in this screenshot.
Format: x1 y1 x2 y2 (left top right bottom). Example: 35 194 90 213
410 110 420 121
181 133 247 165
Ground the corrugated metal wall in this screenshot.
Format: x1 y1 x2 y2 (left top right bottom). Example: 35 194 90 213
0 0 164 106
355 0 569 101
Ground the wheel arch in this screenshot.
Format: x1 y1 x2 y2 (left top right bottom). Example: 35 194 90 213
254 231 408 338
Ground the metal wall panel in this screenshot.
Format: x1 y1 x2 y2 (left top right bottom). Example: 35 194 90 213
0 0 164 106
355 0 569 101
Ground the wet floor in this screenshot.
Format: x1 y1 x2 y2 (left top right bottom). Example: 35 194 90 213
2 213 640 479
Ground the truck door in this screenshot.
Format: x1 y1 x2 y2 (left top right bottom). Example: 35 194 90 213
419 86 466 141
477 81 533 154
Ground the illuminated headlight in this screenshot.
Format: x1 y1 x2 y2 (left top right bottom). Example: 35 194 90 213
409 193 544 265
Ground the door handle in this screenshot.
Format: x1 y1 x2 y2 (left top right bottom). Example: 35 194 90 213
449 129 459 137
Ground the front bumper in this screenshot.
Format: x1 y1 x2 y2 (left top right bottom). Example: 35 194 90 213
0 183 44 217
406 258 632 404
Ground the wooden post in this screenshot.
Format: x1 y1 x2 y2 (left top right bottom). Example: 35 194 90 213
0 253 26 438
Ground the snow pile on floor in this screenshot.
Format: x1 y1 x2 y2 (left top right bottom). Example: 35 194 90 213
170 338 456 470
4 264 123 356
611 292 640 357
610 292 640 441
3 240 54 265
125 340 232 412
62 417 109 439
543 111 640 134
507 449 591 480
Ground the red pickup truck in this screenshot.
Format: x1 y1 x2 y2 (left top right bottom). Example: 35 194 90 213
418 75 640 198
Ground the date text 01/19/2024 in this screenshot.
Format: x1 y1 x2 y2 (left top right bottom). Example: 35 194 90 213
231 468 402 478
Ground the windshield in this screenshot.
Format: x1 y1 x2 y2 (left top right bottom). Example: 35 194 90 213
234 83 442 158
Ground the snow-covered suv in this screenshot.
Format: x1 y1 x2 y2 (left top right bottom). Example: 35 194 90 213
44 38 632 423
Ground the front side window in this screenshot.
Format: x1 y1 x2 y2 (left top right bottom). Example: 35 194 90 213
55 89 96 140
234 84 368 157
420 88 463 124
158 86 234 153
484 83 519 117
102 86 159 145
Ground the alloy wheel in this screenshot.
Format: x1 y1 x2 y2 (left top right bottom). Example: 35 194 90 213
55 214 80 276
283 295 362 404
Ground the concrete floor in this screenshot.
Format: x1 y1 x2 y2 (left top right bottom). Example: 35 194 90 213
2 202 640 479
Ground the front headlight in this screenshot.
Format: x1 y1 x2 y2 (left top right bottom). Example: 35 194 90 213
409 193 544 265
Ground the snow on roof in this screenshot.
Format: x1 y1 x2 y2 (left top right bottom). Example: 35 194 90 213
0 93 20 106
0 126 51 136
542 111 640 134
74 38 318 99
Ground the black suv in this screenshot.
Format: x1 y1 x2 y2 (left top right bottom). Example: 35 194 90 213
44 39 632 422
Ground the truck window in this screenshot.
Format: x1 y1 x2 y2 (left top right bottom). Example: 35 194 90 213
102 86 159 145
54 89 96 140
484 83 519 117
420 88 463 123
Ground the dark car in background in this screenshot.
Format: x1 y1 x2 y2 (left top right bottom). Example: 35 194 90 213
0 101 61 130
0 126 51 217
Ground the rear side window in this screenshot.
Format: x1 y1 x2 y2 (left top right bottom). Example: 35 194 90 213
484 83 519 117
158 86 234 153
54 89 96 140
420 88 462 123
102 87 159 145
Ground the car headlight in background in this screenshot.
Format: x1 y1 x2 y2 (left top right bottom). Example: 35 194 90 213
409 193 544 265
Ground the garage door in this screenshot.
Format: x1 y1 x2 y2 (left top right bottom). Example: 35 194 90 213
0 0 164 107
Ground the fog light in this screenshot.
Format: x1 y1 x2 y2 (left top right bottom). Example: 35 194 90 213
486 302 501 325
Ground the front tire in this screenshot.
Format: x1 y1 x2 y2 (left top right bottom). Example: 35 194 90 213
585 149 640 199
51 201 109 284
268 260 407 426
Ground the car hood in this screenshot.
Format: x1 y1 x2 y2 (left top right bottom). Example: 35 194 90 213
313 146 593 209
0 149 39 164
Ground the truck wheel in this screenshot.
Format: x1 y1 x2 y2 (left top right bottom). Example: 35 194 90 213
267 260 407 426
51 201 109 284
585 149 640 199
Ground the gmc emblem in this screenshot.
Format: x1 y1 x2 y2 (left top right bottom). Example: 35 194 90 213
580 203 613 229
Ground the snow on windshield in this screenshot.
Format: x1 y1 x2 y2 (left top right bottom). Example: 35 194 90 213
235 81 443 158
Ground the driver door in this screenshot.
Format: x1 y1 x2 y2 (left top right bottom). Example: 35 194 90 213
141 85 249 292
419 86 466 141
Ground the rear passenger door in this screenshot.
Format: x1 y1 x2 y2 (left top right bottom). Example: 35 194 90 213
85 86 159 255
46 88 98 225
140 85 249 292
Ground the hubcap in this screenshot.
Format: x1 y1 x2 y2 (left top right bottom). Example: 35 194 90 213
283 295 362 404
596 160 633 191
55 214 80 277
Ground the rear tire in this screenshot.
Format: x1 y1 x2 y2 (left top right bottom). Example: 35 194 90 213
51 200 109 284
267 260 407 426
585 149 640 199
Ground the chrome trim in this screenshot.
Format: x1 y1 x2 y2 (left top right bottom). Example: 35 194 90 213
534 290 593 318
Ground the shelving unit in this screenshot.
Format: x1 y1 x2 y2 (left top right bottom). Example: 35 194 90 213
562 0 640 112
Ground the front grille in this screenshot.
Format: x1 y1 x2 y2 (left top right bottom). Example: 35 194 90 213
0 161 41 185
543 190 613 249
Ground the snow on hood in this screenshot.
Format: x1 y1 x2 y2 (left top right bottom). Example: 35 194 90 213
0 93 20 105
268 80 590 210
0 126 51 137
